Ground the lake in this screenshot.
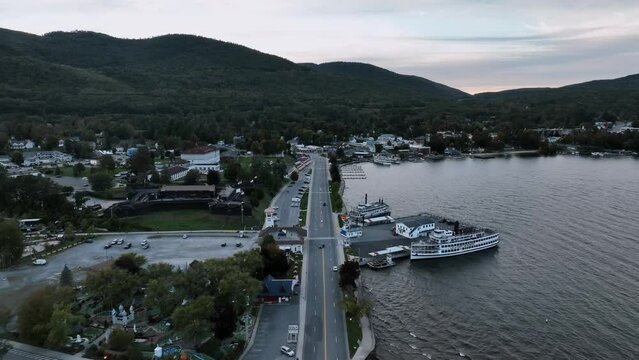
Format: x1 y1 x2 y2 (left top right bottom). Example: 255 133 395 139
342 156 639 359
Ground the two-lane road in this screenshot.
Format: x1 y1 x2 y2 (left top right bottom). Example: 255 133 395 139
302 157 348 360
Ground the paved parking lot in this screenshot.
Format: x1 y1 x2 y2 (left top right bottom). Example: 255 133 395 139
0 232 256 298
271 170 312 227
243 298 300 360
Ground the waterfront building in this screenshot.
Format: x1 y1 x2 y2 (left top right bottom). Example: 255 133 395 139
394 217 436 239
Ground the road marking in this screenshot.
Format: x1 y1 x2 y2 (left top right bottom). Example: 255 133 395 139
322 246 328 360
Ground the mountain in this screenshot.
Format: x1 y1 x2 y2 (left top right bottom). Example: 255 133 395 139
474 74 639 116
0 28 467 119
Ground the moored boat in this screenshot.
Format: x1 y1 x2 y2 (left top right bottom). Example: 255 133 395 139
410 228 499 260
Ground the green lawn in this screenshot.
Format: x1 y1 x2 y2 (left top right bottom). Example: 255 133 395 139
122 192 273 231
330 181 344 212
299 190 309 226
346 313 362 357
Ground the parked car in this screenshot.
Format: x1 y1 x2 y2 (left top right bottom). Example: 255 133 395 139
280 345 295 357
124 243 132 249
141 243 150 250
236 243 243 248
111 239 118 245
116 239 124 245
32 259 47 266
221 242 227 247
84 239 94 243
182 234 188 239
104 244 112 249
332 266 338 272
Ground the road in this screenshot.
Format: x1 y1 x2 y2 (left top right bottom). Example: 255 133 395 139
301 157 349 360
242 299 300 360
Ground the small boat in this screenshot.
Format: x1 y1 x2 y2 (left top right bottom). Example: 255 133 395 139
367 254 395 269
410 332 417 338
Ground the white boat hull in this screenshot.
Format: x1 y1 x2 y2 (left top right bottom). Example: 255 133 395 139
410 239 499 260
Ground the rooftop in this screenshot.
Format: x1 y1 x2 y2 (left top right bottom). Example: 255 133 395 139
400 216 436 228
182 146 218 155
160 184 215 192
165 166 189 176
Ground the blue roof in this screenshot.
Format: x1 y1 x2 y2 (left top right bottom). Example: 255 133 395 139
260 275 294 297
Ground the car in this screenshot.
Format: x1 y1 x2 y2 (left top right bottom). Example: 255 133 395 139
318 244 325 249
32 259 47 266
124 243 132 249
111 239 118 245
221 242 227 247
236 243 243 248
141 243 150 250
280 345 295 357
332 266 338 272
182 234 188 239
116 239 124 245
104 244 112 249
323 202 327 206
84 239 94 243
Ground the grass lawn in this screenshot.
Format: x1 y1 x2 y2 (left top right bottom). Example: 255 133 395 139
122 192 273 231
346 313 362 357
330 181 343 212
299 190 309 226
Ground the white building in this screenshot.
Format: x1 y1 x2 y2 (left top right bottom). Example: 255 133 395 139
22 151 73 167
264 207 277 227
395 217 436 239
180 146 220 173
167 166 189 181
9 139 35 150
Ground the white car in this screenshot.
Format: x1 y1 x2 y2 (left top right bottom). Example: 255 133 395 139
182 234 188 239
280 345 295 357
32 259 47 266
332 266 338 272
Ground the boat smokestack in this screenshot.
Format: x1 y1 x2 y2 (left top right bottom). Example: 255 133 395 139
454 221 460 235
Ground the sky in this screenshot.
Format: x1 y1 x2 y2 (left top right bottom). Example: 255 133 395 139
1 0 638 93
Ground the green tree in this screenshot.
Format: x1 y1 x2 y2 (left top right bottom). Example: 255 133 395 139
99 155 116 171
144 279 181 317
206 170 220 186
183 169 200 185
290 171 299 182
224 162 241 183
0 221 24 268
18 286 73 346
171 295 216 342
0 305 11 333
72 163 85 177
113 253 147 274
108 328 134 351
149 170 160 183
338 261 361 291
159 168 171 184
46 304 80 349
64 223 75 242
10 151 23 165
127 149 153 182
84 268 139 308
74 192 88 208
88 171 113 192
217 272 261 314
59 265 74 287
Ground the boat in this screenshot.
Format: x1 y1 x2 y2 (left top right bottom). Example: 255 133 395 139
367 254 395 269
340 223 363 238
350 194 391 220
410 228 499 260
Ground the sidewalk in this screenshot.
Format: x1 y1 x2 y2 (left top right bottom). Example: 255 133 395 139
5 340 85 360
351 315 375 360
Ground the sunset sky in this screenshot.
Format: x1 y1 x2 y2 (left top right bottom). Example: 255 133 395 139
2 0 638 93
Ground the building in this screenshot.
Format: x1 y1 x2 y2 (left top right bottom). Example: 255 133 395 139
394 217 436 239
181 146 220 173
259 275 297 302
166 166 189 181
264 207 277 227
22 151 73 166
9 139 35 150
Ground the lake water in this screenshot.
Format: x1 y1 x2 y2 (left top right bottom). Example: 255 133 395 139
342 156 639 360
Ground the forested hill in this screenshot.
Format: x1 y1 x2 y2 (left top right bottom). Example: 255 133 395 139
0 28 466 112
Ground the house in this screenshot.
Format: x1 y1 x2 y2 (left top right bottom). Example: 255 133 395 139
180 146 220 173
166 166 189 181
9 139 35 150
394 217 436 239
259 275 296 301
264 207 277 227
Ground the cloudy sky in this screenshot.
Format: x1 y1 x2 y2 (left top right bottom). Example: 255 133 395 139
2 0 638 93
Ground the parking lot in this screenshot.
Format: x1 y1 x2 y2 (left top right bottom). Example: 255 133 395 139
271 170 311 227
0 232 256 305
243 298 300 360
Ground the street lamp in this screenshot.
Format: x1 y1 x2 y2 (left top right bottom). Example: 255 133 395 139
240 201 244 226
